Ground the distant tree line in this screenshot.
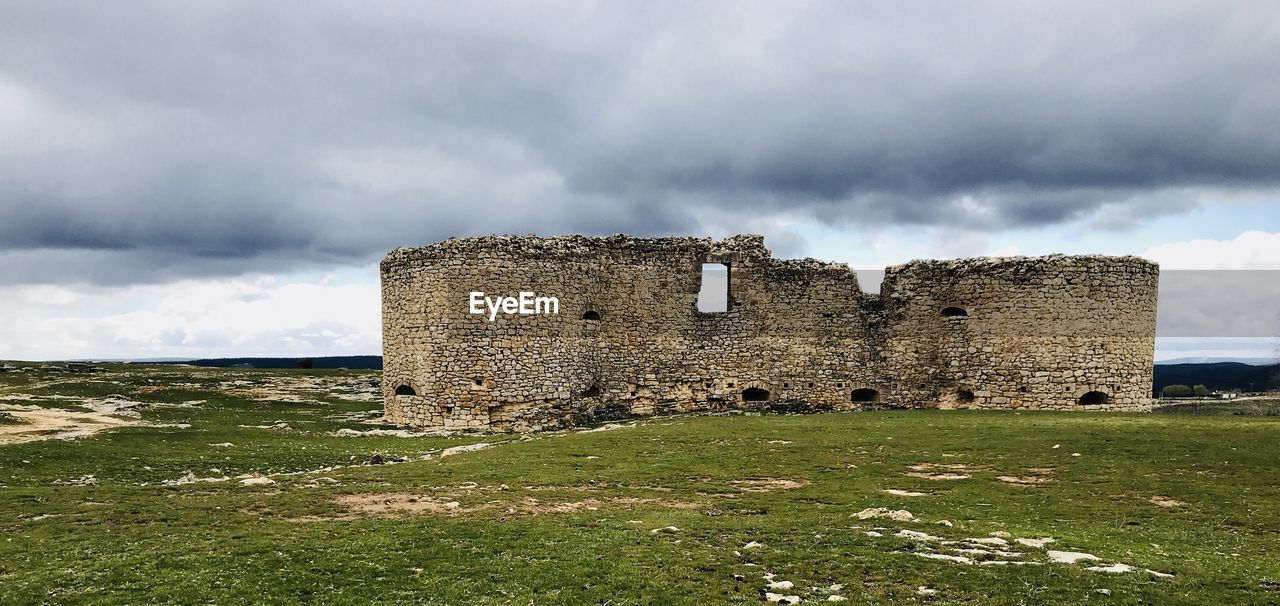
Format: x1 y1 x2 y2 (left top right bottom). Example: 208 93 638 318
1160 384 1209 398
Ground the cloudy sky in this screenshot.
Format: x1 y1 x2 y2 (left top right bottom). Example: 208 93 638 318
1 1 1278 361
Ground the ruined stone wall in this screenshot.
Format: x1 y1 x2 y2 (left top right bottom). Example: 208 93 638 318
880 256 1158 411
381 235 1158 431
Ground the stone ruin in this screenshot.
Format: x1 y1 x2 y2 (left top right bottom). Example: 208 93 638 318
381 234 1159 432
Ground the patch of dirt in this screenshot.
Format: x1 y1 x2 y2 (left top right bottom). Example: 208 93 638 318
905 462 983 481
335 493 465 515
909 463 984 472
1150 495 1186 507
728 478 809 492
0 405 142 445
996 475 1053 485
883 489 930 497
323 493 701 519
906 472 971 481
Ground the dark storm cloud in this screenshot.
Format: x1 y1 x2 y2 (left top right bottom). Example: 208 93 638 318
1 1 1277 284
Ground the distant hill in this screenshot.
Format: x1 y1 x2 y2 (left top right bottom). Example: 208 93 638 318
160 356 382 370
1153 362 1279 394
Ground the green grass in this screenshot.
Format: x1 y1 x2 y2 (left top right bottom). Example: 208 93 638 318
2 363 1279 604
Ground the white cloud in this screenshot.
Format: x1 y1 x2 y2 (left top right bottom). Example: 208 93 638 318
0 269 380 360
1141 230 1280 269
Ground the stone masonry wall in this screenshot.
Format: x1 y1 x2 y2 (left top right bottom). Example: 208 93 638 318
381 235 1159 431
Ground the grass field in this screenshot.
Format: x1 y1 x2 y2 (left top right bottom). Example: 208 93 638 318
2 363 1279 604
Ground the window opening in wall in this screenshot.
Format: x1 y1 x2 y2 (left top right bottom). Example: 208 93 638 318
473 378 483 386
956 389 975 403
394 385 416 396
1079 391 1110 405
742 387 769 402
581 384 601 397
697 263 729 312
851 388 880 403
582 310 601 321
941 306 968 317
783 383 790 388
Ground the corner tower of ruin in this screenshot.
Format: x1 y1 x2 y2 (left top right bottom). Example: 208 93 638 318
380 234 1159 432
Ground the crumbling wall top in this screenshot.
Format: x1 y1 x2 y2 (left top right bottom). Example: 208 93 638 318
885 254 1158 279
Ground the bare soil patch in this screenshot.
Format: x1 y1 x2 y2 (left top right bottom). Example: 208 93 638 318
996 475 1054 486
906 472 971 480
728 478 809 492
324 493 701 519
0 405 141 445
905 462 984 481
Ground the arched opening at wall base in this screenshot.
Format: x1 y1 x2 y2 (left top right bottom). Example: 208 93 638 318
1079 391 1111 406
394 385 416 396
851 388 880 403
742 387 770 402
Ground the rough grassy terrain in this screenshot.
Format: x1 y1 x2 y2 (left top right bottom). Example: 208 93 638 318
1 363 1278 604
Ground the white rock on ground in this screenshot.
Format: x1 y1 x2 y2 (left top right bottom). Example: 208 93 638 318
764 593 800 604
766 580 794 590
440 442 494 457
966 536 1009 546
1046 550 1101 564
855 507 915 522
1015 537 1055 548
1086 563 1135 573
896 529 944 542
914 553 974 565
239 476 275 486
